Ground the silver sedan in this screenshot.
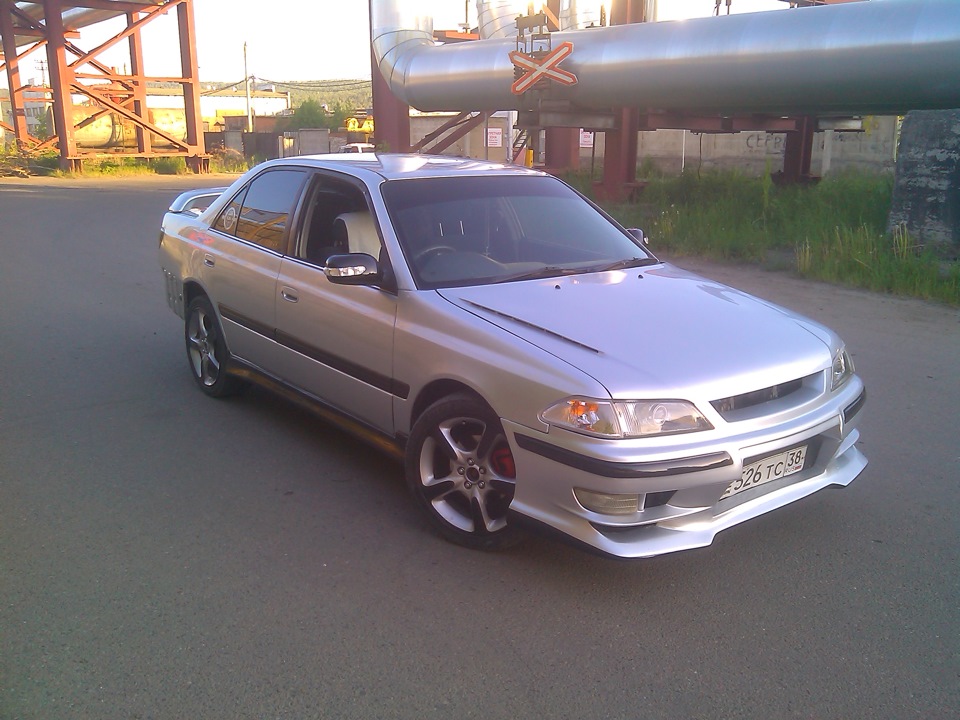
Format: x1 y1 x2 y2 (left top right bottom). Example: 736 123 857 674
159 154 866 558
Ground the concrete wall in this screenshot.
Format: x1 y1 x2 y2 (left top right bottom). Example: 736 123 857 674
280 128 330 157
576 116 899 177
410 113 514 163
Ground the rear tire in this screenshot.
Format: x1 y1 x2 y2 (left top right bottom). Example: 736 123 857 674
184 295 244 398
405 394 522 551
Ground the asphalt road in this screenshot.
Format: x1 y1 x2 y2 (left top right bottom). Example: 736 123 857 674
1 174 957 720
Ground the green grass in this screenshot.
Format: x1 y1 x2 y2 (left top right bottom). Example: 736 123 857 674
2 147 248 177
76 157 157 176
582 169 958 305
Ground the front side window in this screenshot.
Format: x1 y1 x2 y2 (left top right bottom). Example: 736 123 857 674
215 169 306 252
296 175 373 265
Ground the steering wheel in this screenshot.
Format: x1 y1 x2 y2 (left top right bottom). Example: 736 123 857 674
413 245 457 264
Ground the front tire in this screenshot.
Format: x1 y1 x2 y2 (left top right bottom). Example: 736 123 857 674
405 394 522 551
184 295 244 397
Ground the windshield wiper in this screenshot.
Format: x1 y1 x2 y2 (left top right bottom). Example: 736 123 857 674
591 257 660 273
492 266 587 284
493 257 659 284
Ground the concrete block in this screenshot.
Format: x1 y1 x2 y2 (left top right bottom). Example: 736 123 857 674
888 110 960 256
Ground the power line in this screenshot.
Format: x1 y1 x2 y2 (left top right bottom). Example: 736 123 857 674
256 77 371 91
200 78 248 95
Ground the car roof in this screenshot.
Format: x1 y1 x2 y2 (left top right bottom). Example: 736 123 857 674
255 153 546 183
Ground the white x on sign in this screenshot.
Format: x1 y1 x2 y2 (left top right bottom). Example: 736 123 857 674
509 41 578 95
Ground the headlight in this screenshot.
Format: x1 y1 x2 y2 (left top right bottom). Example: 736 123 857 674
541 398 713 438
831 347 855 391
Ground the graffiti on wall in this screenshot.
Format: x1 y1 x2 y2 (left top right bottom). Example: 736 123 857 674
744 133 785 154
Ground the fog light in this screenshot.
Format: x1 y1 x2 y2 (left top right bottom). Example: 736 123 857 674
574 488 641 515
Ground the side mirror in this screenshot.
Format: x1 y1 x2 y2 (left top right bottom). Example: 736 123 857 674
324 253 381 286
627 227 648 246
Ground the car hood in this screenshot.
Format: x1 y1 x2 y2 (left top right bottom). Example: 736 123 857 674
437 264 836 399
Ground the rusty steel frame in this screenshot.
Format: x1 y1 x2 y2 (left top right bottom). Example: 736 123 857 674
0 0 61 147
0 0 206 171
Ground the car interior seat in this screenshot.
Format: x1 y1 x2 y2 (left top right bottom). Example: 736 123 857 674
303 196 348 265
333 211 380 258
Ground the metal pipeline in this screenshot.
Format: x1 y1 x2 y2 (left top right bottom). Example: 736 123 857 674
477 0 518 39
477 0 605 38
557 0 607 31
372 0 960 116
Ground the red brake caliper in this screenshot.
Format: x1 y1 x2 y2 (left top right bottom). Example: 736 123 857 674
490 445 516 479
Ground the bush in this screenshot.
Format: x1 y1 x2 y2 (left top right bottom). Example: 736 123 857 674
152 156 188 175
209 148 247 173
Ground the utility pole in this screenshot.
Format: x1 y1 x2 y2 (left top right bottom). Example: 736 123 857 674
244 42 253 133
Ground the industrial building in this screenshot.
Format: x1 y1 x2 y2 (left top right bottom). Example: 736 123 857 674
1 82 288 146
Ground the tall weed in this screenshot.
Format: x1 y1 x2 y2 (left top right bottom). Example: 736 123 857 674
586 169 956 305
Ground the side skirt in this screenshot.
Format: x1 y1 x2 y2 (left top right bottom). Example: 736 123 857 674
226 359 405 462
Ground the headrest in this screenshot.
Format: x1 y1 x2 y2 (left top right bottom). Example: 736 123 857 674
333 211 380 257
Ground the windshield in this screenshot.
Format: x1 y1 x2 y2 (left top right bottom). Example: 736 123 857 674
381 175 657 289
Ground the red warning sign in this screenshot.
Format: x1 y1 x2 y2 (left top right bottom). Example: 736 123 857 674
509 41 578 95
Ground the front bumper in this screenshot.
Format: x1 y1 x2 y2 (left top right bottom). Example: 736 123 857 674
503 382 867 558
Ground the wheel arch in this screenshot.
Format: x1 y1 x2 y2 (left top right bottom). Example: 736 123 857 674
182 280 208 310
409 379 489 429
183 282 235 358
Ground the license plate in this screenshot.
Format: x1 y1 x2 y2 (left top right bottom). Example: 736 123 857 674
721 445 807 500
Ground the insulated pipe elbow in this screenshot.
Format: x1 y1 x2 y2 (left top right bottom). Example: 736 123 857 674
372 29 434 92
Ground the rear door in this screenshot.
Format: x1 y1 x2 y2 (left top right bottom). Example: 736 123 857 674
202 168 308 369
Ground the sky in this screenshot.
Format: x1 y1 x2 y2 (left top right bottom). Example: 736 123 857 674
15 0 785 85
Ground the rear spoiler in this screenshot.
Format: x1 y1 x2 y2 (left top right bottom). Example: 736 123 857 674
168 187 228 216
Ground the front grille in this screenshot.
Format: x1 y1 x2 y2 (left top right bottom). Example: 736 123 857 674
711 377 804 417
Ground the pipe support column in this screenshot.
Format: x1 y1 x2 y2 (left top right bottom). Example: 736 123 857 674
42 0 78 170
177 0 205 171
597 0 644 201
127 10 152 155
542 0 579 172
0 0 32 147
369 1 410 152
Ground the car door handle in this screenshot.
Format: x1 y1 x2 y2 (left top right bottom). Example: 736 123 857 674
203 254 215 267
280 287 299 303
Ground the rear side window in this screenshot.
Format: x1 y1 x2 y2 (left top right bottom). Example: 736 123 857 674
214 188 246 236
215 169 306 252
